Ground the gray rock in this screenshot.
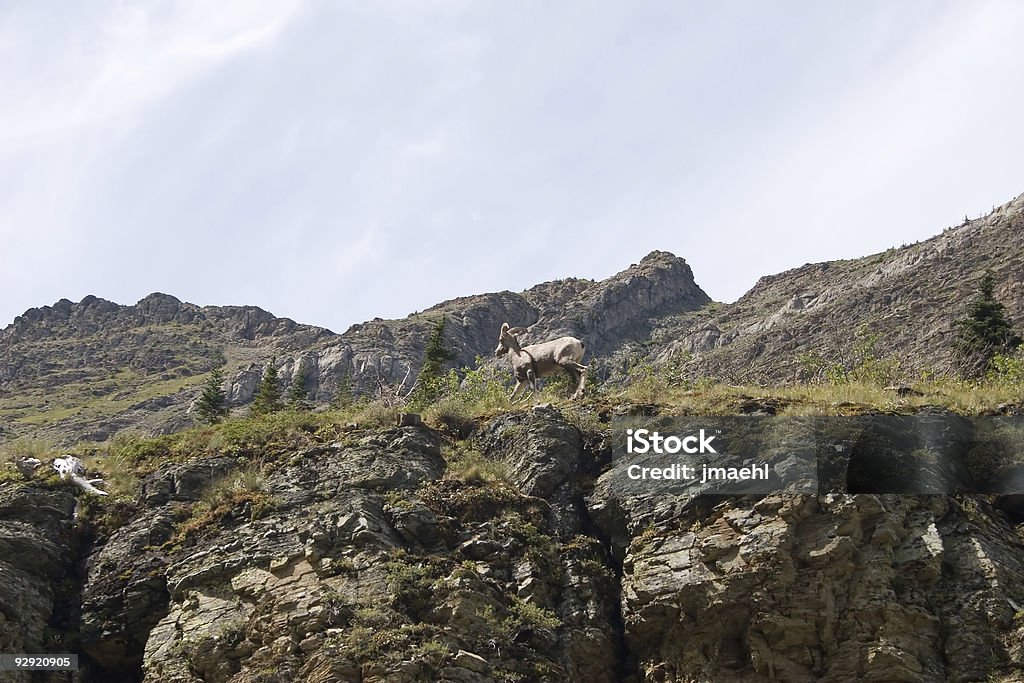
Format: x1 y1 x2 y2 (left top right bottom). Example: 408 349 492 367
0 486 77 673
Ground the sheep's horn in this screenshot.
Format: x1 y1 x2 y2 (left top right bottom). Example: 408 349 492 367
501 322 510 332
508 327 528 335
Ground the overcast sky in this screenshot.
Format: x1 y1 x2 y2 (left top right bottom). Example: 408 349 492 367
2 1 1023 333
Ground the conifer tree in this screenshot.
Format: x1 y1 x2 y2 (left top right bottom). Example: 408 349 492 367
331 373 355 409
195 366 229 425
956 272 1022 376
287 359 311 410
251 357 283 416
410 318 455 408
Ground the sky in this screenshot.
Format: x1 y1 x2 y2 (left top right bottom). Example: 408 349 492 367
2 1 1023 334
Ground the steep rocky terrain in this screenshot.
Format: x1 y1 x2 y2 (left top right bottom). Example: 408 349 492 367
5 194 1024 445
0 294 333 441
3 193 1024 682
655 193 1024 383
2 406 1023 682
0 252 709 443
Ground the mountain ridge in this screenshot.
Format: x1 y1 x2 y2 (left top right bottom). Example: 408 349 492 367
3 191 1024 442
0 253 710 441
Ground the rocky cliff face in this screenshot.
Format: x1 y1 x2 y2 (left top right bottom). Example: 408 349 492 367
0 485 80 683
2 407 1023 682
0 254 710 443
7 194 1024 444
655 193 1024 383
591 453 1024 681
4 193 1024 682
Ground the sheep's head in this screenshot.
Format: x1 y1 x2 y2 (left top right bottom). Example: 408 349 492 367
495 322 527 357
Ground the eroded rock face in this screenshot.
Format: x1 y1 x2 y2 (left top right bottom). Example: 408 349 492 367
589 472 1024 681
657 193 1024 383
72 419 621 682
0 485 78 683
7 409 1024 682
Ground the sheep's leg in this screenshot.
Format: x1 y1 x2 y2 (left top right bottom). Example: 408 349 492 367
524 369 538 402
509 380 524 402
562 366 581 396
571 366 587 399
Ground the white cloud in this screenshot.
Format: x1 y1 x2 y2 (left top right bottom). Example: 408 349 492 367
0 0 306 321
0 0 306 148
2 1 1024 331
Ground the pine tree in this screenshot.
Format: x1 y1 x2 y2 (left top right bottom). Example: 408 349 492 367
195 366 229 425
287 359 311 410
331 373 355 409
956 272 1022 376
251 356 283 416
410 318 456 408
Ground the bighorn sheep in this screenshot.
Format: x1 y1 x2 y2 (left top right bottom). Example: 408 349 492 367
494 323 587 401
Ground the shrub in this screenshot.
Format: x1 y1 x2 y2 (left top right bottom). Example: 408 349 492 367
622 356 671 403
174 465 275 542
987 352 1024 387
386 558 444 619
799 324 901 386
481 596 561 642
424 358 509 432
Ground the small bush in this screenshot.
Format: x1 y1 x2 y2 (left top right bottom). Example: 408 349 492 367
987 352 1024 387
444 444 508 484
416 640 449 667
798 324 902 386
481 596 561 642
424 359 509 431
385 558 446 619
622 357 672 403
174 466 275 542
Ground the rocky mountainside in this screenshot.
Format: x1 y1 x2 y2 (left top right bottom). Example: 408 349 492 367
3 192 1024 683
2 406 1023 682
6 194 1024 445
0 294 334 442
0 252 710 443
655 193 1024 383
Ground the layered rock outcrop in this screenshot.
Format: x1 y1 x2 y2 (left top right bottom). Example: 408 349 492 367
65 413 620 682
3 408 1023 682
0 485 79 683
